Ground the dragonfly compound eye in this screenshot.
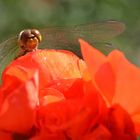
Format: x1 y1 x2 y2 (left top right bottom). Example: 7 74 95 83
18 29 42 51
31 29 42 43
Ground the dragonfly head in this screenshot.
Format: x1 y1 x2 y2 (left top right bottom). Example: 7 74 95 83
18 29 42 52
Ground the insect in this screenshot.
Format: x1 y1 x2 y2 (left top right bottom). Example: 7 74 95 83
0 20 125 75
16 29 42 58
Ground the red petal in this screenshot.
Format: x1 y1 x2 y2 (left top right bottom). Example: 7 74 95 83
64 81 107 139
104 104 136 140
108 50 140 114
39 88 65 106
0 131 13 140
132 114 140 134
0 67 39 134
79 39 115 103
108 50 140 134
47 78 85 99
82 124 111 140
5 50 86 93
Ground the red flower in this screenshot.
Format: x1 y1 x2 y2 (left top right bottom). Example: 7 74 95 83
80 39 140 135
0 40 138 139
0 49 87 137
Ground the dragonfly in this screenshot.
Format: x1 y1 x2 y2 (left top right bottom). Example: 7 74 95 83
0 20 125 76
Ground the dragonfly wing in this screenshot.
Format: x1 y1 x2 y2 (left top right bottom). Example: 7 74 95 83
40 20 124 48
0 36 18 76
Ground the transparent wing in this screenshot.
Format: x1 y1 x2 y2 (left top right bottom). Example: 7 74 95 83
0 20 125 76
40 20 125 54
0 36 18 76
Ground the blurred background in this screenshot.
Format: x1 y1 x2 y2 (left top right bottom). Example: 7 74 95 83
0 0 140 65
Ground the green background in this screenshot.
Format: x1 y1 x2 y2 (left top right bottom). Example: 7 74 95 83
0 0 140 66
